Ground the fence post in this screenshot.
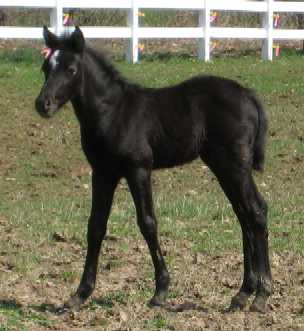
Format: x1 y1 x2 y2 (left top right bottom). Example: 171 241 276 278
262 0 273 60
126 0 139 63
198 0 210 61
50 0 63 35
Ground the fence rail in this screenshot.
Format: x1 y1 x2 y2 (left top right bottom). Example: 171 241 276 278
0 0 304 62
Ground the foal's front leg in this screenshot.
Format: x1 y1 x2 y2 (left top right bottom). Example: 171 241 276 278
64 171 119 310
127 167 170 306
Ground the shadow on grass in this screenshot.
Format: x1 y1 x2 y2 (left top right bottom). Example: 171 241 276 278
30 298 209 315
0 299 22 311
91 297 115 309
29 302 59 314
163 301 208 313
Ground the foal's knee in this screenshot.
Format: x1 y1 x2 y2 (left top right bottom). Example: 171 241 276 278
250 203 268 235
138 215 157 239
260 198 268 218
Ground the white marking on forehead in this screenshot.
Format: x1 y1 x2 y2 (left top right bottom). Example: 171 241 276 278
49 50 60 69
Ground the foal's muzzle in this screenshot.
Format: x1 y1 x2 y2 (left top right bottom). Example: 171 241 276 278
35 95 59 118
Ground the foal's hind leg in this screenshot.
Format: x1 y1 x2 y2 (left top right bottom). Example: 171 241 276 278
229 226 257 311
202 148 271 312
247 182 272 313
126 167 170 306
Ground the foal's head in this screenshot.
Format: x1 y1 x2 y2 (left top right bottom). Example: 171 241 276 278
35 26 85 118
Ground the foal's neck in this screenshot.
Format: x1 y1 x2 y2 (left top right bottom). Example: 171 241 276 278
72 48 125 128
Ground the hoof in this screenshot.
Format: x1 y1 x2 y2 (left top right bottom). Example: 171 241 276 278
148 295 166 308
228 292 250 312
61 295 85 312
228 301 245 312
249 296 267 313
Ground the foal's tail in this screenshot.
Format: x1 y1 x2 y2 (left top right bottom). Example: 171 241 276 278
250 92 268 172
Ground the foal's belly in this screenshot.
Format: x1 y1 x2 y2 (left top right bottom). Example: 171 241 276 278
151 142 200 169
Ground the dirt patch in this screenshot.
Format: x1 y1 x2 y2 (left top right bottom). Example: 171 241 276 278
1 234 304 330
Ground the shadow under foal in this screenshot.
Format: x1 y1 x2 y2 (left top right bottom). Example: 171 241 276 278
35 27 271 313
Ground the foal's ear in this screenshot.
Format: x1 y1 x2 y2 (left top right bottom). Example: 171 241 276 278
43 26 60 49
68 26 85 53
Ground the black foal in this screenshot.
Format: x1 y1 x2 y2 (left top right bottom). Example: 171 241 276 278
35 27 271 313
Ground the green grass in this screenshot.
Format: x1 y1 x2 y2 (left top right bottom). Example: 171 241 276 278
0 48 303 250
149 313 168 330
0 48 304 329
0 300 53 330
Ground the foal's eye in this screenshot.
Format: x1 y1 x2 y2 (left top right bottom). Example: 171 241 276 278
67 66 77 76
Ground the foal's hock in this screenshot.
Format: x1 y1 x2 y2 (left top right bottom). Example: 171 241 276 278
35 27 271 313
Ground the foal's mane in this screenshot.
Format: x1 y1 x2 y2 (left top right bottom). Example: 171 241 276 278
84 45 143 92
84 46 122 82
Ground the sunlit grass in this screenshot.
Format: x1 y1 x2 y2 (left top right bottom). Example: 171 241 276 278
0 49 303 329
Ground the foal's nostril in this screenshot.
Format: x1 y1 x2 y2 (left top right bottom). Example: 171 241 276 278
44 99 51 109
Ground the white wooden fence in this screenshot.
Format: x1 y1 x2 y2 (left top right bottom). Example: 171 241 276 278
0 0 304 62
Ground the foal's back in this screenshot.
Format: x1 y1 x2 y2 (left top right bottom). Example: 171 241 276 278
141 75 260 170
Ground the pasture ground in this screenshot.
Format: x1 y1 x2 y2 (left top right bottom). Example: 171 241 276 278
0 49 304 330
